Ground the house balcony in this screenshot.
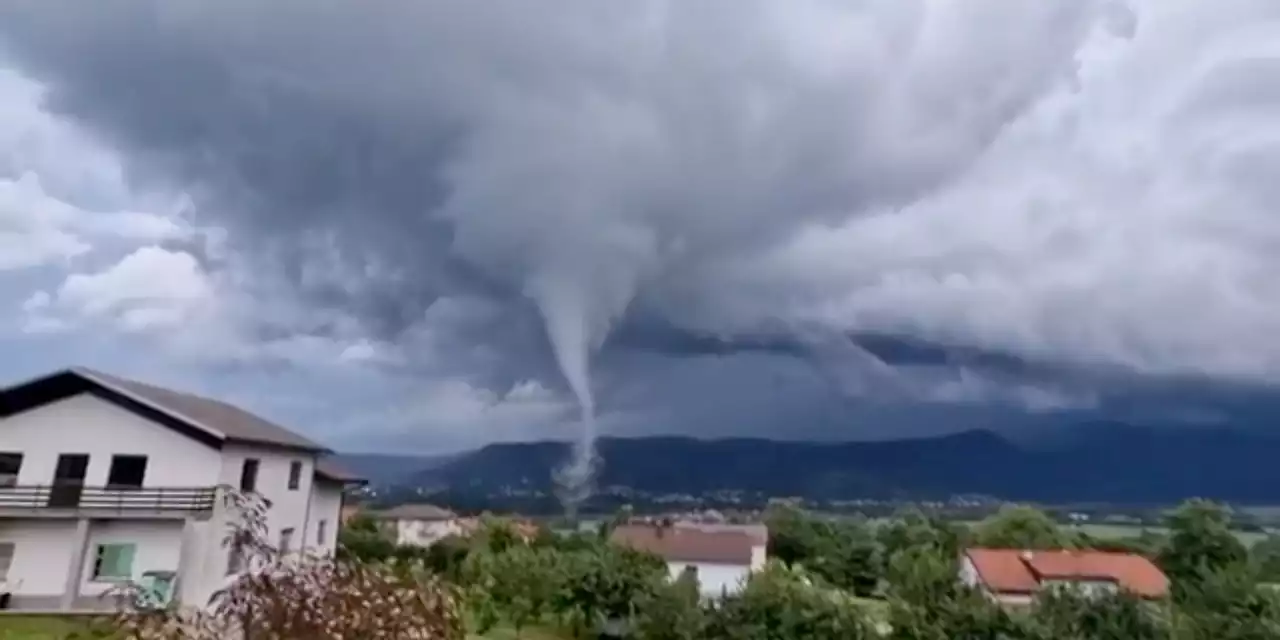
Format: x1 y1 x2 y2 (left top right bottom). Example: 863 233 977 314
0 485 218 520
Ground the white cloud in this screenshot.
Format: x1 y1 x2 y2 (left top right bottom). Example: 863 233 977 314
346 377 576 451
657 2 1280 384
52 246 215 330
3 1 1280 454
0 70 192 275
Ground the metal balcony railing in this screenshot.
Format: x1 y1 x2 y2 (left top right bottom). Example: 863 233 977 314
0 485 218 513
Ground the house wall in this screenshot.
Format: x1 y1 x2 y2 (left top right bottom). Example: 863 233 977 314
0 393 223 487
306 480 344 553
0 390 341 610
217 444 317 552
667 561 752 599
1042 579 1118 597
959 555 982 588
79 520 184 598
0 520 76 597
0 518 198 610
394 518 462 547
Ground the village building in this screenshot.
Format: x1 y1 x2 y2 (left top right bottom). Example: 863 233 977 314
610 522 767 600
961 548 1170 606
0 368 363 611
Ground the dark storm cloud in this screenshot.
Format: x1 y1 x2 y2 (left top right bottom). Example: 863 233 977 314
5 0 1280 445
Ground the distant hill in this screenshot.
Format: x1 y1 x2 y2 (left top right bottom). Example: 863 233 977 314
408 425 1280 505
333 453 457 486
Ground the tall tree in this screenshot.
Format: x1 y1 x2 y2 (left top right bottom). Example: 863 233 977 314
1159 499 1249 601
973 505 1070 550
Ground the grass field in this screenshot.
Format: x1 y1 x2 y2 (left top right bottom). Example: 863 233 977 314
0 615 107 640
950 521 1272 546
1069 523 1268 546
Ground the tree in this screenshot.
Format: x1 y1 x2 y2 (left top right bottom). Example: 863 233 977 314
1171 563 1280 639
1029 587 1168 640
547 545 666 635
462 546 559 637
883 545 1023 640
634 571 707 640
424 534 473 581
336 514 396 562
1159 499 1249 602
1251 535 1280 584
765 506 880 596
972 505 1070 550
112 489 465 640
706 563 877 640
879 508 961 559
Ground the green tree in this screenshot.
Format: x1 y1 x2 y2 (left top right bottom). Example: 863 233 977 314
634 570 707 640
336 516 396 562
551 546 666 635
425 534 474 581
1250 535 1280 584
1159 499 1249 602
706 563 877 640
1171 563 1280 639
972 505 1070 550
1029 587 1169 640
879 508 960 557
765 506 880 596
883 545 1024 640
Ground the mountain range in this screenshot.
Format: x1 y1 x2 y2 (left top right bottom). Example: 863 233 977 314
338 424 1280 505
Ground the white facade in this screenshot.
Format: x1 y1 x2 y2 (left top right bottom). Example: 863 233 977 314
667 543 767 600
391 518 464 547
0 386 352 612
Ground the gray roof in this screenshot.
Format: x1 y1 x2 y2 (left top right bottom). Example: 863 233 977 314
373 503 456 520
673 522 769 546
75 367 330 452
315 457 365 484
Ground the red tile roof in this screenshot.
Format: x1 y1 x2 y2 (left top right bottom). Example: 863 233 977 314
964 548 1169 599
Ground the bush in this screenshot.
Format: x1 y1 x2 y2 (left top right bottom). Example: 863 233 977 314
110 488 465 640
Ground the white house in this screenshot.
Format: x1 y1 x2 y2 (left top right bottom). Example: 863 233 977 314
610 522 767 600
370 504 462 547
0 367 364 612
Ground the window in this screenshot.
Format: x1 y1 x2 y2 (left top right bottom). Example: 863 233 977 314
92 544 136 581
239 459 260 492
0 542 14 581
279 528 295 555
0 453 22 487
106 455 148 489
287 461 303 490
317 520 328 545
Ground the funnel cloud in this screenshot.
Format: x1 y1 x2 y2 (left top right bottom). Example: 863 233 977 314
2 0 1280 503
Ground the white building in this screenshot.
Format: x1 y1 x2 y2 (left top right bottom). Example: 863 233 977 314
611 523 767 600
0 367 364 612
371 504 462 547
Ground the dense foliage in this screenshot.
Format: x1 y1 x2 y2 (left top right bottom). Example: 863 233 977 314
100 491 1280 639
111 489 464 639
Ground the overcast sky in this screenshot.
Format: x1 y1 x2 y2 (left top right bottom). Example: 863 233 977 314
2 0 1279 454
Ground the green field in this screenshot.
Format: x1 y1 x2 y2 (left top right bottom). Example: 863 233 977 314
0 615 107 640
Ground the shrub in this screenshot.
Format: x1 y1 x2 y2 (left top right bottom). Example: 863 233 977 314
110 487 465 639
